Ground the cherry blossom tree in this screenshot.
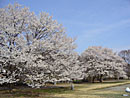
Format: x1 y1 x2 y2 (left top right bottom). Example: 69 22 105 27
0 3 32 86
80 46 127 82
118 50 130 79
0 3 80 88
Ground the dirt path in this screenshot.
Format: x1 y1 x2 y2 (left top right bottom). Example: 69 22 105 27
104 84 130 91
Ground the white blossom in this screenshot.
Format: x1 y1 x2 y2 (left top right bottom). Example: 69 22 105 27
80 46 127 82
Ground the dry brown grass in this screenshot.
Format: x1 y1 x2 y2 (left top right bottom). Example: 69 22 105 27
0 80 130 98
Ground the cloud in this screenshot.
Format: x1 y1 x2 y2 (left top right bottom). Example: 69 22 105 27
81 18 130 38
75 18 130 53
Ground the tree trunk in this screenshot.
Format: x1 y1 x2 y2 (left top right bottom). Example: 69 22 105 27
92 76 96 83
8 83 13 93
117 76 119 80
99 75 103 83
88 76 92 83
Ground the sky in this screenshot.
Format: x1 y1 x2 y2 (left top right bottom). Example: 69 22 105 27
0 0 130 54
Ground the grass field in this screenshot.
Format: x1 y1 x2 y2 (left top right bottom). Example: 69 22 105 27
0 80 130 98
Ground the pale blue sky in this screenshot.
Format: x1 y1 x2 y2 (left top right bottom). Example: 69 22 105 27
0 0 130 53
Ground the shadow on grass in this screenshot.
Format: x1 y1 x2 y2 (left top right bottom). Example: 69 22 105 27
0 86 70 98
74 80 127 84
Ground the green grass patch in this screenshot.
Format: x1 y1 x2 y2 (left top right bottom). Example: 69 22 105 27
0 86 71 98
0 80 130 98
32 87 70 93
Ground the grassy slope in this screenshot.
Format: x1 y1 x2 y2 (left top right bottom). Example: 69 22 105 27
54 80 130 98
0 80 130 98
